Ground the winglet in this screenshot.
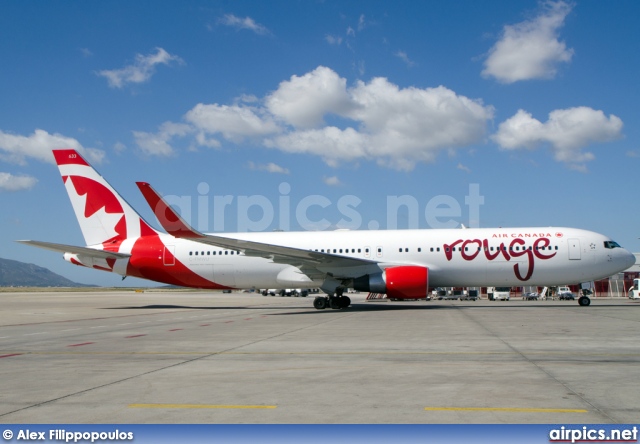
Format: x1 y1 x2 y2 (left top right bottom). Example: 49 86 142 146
136 182 204 239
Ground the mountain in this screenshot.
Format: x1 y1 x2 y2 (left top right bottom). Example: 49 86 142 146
0 257 91 287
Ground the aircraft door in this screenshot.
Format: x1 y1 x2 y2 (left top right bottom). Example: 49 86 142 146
568 238 581 260
163 245 176 266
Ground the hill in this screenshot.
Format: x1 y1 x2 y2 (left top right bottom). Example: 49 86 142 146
0 257 92 287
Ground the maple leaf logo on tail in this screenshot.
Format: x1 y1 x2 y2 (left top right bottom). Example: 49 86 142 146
53 149 158 248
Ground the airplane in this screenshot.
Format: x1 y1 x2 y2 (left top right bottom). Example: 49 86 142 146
17 149 635 309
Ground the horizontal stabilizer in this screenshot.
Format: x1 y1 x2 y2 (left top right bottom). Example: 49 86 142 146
16 240 130 259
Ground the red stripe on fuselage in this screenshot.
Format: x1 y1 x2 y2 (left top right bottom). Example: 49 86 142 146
126 235 230 289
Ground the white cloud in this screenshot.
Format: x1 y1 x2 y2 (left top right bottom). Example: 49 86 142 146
0 172 38 191
137 66 493 170
323 176 341 186
357 14 367 31
492 107 623 169
266 127 369 166
482 1 574 83
218 14 270 35
0 129 104 165
265 66 354 128
133 122 192 157
185 103 280 143
265 68 493 170
457 163 471 173
344 79 493 169
97 47 184 89
395 51 416 67
248 161 290 175
113 142 126 153
325 35 343 45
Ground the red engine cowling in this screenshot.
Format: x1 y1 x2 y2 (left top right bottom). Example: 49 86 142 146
385 266 429 299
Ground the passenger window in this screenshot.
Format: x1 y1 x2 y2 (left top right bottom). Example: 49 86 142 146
418 248 422 252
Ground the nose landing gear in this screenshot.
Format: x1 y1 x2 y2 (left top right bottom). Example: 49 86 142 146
578 289 591 306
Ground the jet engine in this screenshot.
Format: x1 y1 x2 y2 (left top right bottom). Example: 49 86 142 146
353 266 429 299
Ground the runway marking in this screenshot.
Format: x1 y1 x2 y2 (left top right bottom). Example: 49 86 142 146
0 353 22 358
128 403 276 410
61 328 81 332
68 342 94 347
90 326 106 329
424 407 588 413
125 334 147 339
24 332 48 336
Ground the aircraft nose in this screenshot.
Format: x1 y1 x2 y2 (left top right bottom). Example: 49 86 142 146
623 250 636 269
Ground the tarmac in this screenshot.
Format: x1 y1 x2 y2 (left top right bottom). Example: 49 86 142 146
0 290 638 424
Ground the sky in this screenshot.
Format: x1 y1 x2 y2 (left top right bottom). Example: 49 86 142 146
1 0 638 287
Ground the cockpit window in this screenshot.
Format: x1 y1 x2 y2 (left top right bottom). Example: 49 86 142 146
604 241 621 249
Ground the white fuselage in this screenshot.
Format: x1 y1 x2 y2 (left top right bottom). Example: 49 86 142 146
153 226 633 289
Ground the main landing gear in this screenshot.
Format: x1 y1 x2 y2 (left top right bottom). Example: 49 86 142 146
313 288 351 310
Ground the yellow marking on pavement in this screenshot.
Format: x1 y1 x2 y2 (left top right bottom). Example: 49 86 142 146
424 407 587 413
129 403 276 410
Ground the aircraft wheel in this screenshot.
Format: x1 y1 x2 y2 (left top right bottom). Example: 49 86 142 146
578 296 591 306
340 296 351 308
313 296 328 310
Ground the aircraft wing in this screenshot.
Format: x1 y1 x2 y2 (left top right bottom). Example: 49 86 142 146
16 240 130 259
136 182 380 279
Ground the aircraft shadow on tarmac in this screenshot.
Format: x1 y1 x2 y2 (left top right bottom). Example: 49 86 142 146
101 302 627 314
